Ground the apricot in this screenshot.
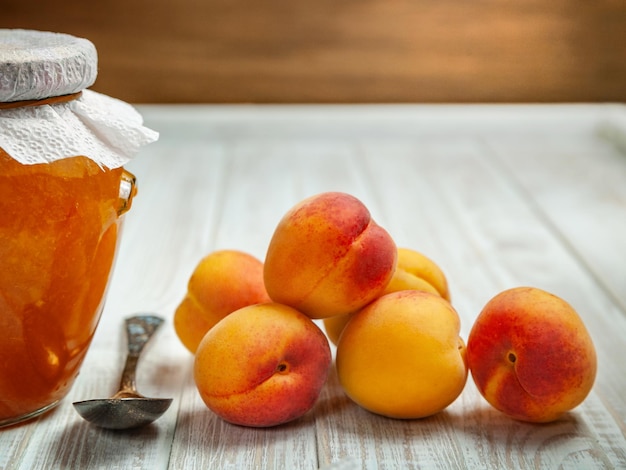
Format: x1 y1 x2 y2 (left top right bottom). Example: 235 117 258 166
324 247 450 346
174 250 271 353
194 303 332 427
264 192 397 319
382 247 450 300
467 287 597 423
336 290 467 419
173 296 214 354
323 313 352 346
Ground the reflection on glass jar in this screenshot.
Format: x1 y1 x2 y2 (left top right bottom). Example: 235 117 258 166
0 151 136 426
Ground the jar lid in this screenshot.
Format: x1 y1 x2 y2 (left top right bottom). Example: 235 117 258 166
0 29 98 102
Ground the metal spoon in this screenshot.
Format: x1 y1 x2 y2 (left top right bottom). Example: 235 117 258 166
73 314 173 429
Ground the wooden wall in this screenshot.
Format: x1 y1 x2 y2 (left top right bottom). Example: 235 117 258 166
3 0 626 104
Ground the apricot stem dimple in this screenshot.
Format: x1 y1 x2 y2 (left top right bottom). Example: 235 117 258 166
507 352 517 364
276 362 289 374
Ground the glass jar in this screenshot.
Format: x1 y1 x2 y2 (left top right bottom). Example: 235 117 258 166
0 152 136 426
0 29 157 427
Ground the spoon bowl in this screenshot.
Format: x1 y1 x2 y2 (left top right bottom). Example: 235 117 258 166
73 315 173 430
73 395 173 430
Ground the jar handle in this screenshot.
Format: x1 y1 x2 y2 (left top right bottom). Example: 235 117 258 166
117 169 137 216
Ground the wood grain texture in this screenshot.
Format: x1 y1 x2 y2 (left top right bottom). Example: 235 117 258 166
0 104 625 469
2 1 626 103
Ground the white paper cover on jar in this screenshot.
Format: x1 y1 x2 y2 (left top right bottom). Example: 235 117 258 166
0 29 98 102
0 90 159 168
0 29 158 168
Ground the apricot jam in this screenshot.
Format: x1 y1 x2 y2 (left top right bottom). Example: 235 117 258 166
0 150 135 426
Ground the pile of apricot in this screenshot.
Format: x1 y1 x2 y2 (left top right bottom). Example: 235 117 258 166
175 191 596 427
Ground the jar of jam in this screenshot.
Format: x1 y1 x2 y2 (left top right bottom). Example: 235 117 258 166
0 29 158 427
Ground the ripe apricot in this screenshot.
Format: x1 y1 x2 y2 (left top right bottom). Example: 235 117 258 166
194 303 332 427
336 290 467 419
173 296 214 354
264 192 397 319
383 247 450 300
174 250 271 353
324 247 450 346
467 287 597 422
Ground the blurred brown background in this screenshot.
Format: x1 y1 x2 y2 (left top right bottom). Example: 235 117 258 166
3 0 625 104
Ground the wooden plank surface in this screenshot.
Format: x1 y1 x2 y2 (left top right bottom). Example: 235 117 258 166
2 1 626 103
0 104 625 469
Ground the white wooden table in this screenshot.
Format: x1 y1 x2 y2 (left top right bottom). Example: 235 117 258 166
2 104 626 469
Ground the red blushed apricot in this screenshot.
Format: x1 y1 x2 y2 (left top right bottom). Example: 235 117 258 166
467 287 597 423
264 192 397 319
194 303 332 427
